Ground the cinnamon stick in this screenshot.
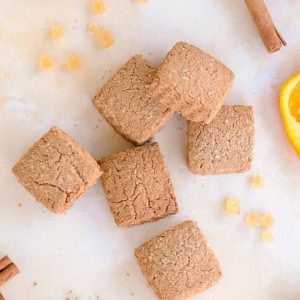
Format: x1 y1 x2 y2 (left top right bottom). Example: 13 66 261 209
244 0 286 53
0 263 20 286
0 292 5 300
0 256 12 271
0 256 20 287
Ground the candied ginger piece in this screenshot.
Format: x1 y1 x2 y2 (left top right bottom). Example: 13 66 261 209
262 231 274 242
92 0 106 14
97 28 114 48
88 24 115 48
245 212 261 227
224 197 240 215
88 23 98 35
38 55 53 70
51 26 64 40
251 173 264 188
66 56 82 71
261 214 275 229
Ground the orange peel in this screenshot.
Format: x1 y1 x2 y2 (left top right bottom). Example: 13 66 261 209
280 72 300 156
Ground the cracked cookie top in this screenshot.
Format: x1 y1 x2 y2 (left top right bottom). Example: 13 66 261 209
99 143 178 227
135 220 222 299
12 127 102 213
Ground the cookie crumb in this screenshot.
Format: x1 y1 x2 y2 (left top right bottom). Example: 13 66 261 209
51 26 64 40
38 55 53 70
261 214 274 229
262 231 274 242
33 281 38 286
92 0 106 14
18 203 22 207
251 173 264 188
224 197 240 215
66 55 82 72
245 212 261 227
126 272 130 277
130 292 135 296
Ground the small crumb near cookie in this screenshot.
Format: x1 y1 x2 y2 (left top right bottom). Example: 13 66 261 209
261 214 274 229
126 273 130 277
130 292 135 296
51 26 64 40
251 173 264 188
38 55 53 70
92 0 106 14
18 203 22 208
245 212 261 227
66 55 82 71
262 231 274 242
224 197 240 215
33 281 38 286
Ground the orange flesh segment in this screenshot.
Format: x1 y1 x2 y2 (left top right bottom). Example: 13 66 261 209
280 72 300 157
289 81 300 122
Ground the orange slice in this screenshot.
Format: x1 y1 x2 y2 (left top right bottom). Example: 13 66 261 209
280 72 300 156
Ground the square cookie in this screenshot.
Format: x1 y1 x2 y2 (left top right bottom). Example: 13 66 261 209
135 221 222 299
12 127 102 213
99 143 178 227
151 42 235 123
93 55 173 145
187 105 254 175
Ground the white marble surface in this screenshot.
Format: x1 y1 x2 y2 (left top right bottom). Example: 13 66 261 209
1 1 300 299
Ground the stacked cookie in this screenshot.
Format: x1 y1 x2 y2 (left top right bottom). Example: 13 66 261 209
94 41 254 175
12 41 255 300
